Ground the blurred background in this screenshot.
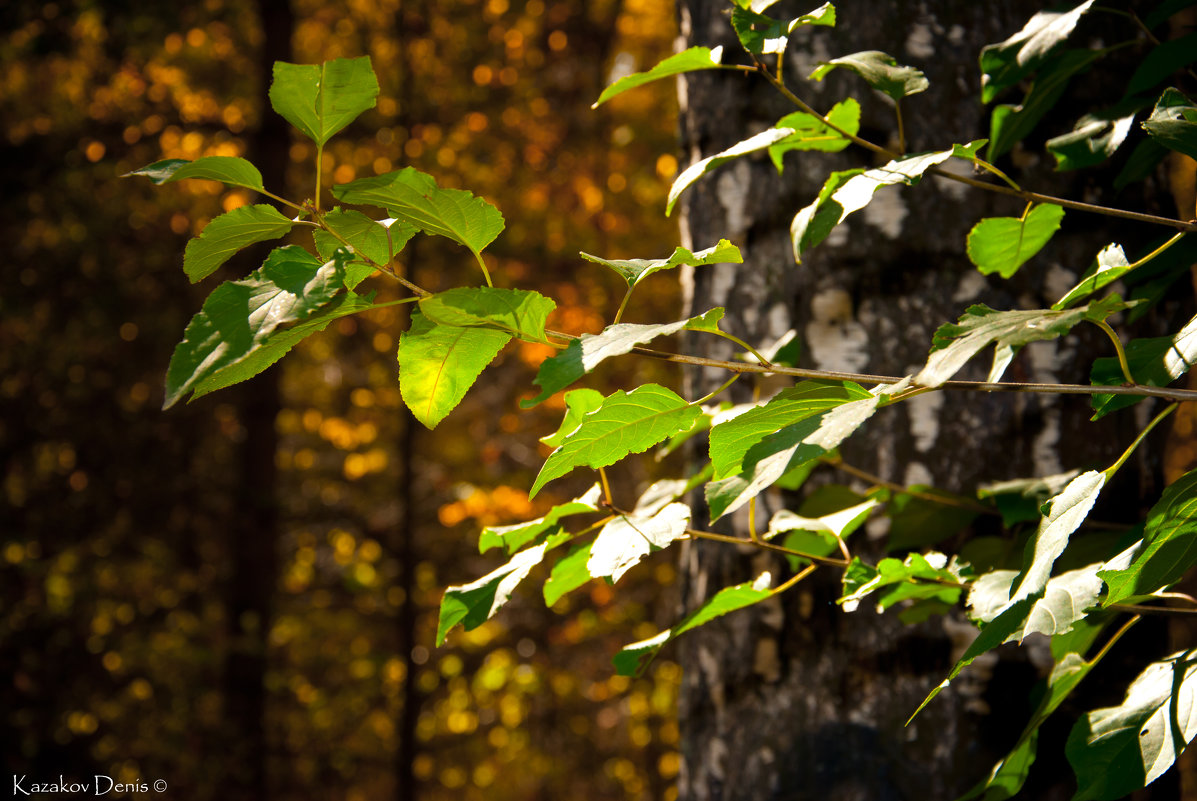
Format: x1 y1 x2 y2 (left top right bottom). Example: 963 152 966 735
0 1 694 798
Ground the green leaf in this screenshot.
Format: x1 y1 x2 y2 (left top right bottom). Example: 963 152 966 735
914 297 1130 388
706 381 906 520
966 203 1065 279
839 553 964 613
123 156 266 192
418 287 555 343
1100 469 1197 604
987 48 1105 161
540 389 605 448
1115 137 1170 190
979 1 1096 103
1053 243 1130 310
479 484 602 555
613 577 774 676
1142 87 1197 161
314 209 417 289
530 385 703 497
1127 34 1197 98
769 498 878 545
791 150 954 261
582 240 741 289
1046 107 1139 171
708 380 871 479
667 129 798 215
182 204 296 283
523 310 727 407
587 502 691 583
191 291 376 402
809 50 929 101
968 565 1104 641
1090 313 1197 418
436 542 551 645
978 470 1081 528
1009 470 1106 602
769 99 860 171
1066 651 1197 800
268 57 379 146
164 245 347 408
730 3 834 56
593 46 726 108
397 310 511 430
333 167 505 256
544 542 594 606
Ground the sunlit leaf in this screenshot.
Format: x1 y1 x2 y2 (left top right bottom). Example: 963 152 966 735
269 57 379 146
968 565 1104 640
1066 651 1197 800
708 380 871 479
164 246 347 408
809 50 929 100
523 309 726 407
977 470 1081 528
124 156 265 192
730 2 834 56
530 385 703 497
334 167 505 255
667 129 798 215
582 240 741 288
769 99 860 171
397 311 511 430
613 578 773 676
966 203 1064 279
979 0 1096 103
587 502 690 583
418 287 555 343
1142 87 1197 161
436 542 550 645
1047 107 1139 171
479 484 603 555
791 150 954 261
593 46 726 108
1010 470 1106 602
540 389 605 448
1090 313 1197 418
1053 243 1130 310
1100 469 1197 604
182 204 296 283
839 553 964 613
314 208 417 289
914 297 1130 387
544 541 594 606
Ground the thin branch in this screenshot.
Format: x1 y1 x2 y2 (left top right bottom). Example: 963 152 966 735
688 528 849 568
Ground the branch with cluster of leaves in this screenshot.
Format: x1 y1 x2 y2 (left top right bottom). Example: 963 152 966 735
128 2 1197 797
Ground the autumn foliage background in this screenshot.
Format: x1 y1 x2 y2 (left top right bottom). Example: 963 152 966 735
0 1 695 798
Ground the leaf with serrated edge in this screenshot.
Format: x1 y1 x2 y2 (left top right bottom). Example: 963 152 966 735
397 311 511 430
1091 313 1197 418
124 156 265 191
587 502 690 583
593 46 726 108
967 565 1104 641
1009 470 1106 602
524 310 726 407
436 542 549 645
314 208 417 289
182 204 295 283
1066 651 1197 800
582 241 741 289
613 577 774 676
164 245 347 408
966 204 1065 279
540 389 605 447
418 287 555 343
1142 88 1197 161
915 297 1130 387
479 484 602 555
839 553 963 613
810 50 929 100
334 167 505 255
269 57 379 146
530 385 702 497
1053 243 1130 309
770 99 860 171
791 150 954 261
668 129 797 214
1101 469 1197 604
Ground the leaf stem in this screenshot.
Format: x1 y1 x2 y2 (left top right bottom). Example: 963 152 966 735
613 288 634 325
692 374 740 406
1092 319 1136 385
895 100 906 155
1130 231 1188 271
1104 402 1178 479
1089 615 1139 665
598 467 615 508
967 157 1022 192
772 563 818 595
315 144 323 213
473 251 494 288
709 329 773 368
825 457 996 515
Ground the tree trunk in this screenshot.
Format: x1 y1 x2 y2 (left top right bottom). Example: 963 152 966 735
674 2 1181 799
